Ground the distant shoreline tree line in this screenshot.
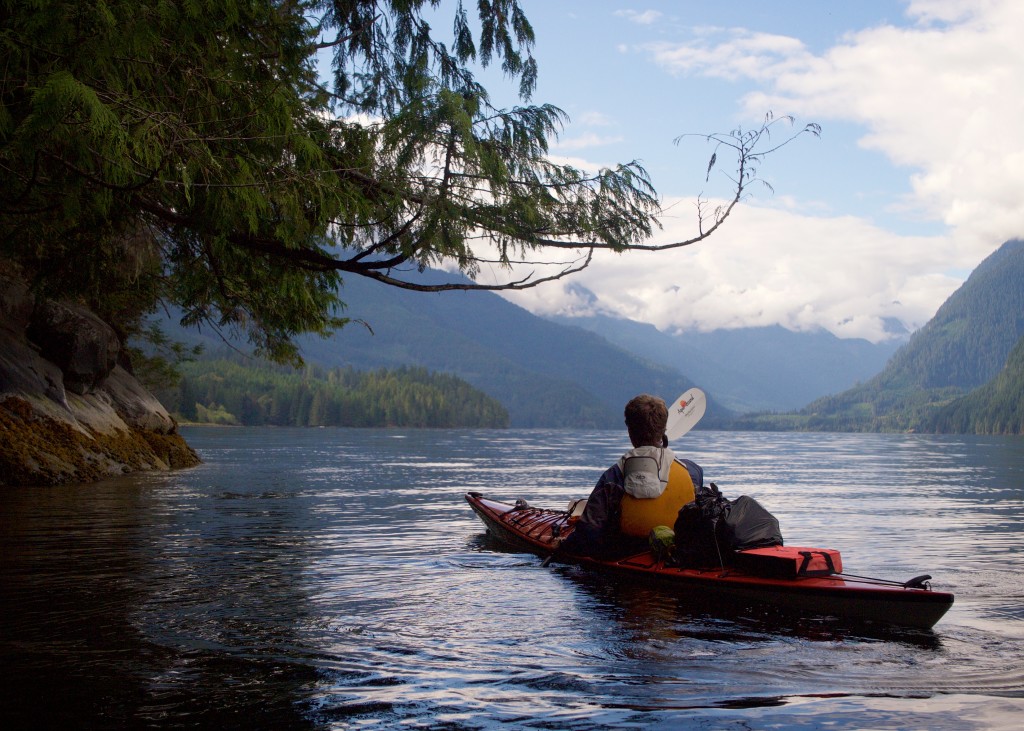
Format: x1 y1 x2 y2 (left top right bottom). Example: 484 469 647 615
725 371 1023 436
157 359 509 429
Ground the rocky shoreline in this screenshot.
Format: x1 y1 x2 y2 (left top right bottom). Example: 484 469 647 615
1 272 199 487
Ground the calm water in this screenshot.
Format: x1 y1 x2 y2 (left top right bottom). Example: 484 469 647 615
2 428 1023 729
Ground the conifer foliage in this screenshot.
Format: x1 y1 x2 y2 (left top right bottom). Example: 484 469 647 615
161 358 509 428
1 1 812 363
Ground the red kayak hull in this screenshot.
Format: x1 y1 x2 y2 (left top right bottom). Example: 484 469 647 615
466 492 954 630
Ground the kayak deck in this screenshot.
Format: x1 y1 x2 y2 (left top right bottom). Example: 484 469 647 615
466 492 954 630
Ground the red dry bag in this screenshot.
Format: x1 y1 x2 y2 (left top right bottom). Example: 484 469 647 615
734 545 843 579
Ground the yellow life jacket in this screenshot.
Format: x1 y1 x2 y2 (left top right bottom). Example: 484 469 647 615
619 460 695 538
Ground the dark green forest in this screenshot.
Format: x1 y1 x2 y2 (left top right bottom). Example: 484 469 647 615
157 358 508 429
924 337 1024 434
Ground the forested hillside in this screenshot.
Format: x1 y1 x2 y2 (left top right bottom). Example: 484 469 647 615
879 240 1024 391
736 239 1024 432
925 336 1024 434
157 358 509 428
153 269 707 428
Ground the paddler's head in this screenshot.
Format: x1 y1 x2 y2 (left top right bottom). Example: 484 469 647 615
624 394 668 448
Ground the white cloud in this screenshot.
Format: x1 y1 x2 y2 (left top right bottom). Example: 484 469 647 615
485 0 1020 341
576 111 614 126
545 153 607 175
906 0 989 24
497 198 971 343
646 0 1024 259
553 132 626 151
614 9 663 25
452 0 1024 345
646 30 812 81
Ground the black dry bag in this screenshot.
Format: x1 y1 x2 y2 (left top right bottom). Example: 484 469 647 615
721 495 783 551
673 483 731 568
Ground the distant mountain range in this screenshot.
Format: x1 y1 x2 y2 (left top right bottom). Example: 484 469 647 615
154 237 1024 433
549 315 902 413
163 270 694 427
159 264 907 427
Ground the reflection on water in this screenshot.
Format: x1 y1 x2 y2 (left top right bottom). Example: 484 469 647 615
1 428 1023 729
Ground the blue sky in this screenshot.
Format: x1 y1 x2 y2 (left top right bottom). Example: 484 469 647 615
429 0 1023 342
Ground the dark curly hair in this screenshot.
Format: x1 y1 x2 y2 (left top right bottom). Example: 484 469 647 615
624 394 668 448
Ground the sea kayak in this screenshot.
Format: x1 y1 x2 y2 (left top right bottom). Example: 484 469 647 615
465 492 954 630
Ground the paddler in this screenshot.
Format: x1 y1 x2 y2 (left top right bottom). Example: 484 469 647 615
559 394 704 558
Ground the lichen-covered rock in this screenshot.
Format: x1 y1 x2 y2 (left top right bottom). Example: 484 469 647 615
0 274 200 487
0 393 199 486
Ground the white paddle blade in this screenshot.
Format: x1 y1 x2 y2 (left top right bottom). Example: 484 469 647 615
666 388 706 441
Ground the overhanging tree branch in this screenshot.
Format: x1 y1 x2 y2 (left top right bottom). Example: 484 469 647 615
1 0 818 364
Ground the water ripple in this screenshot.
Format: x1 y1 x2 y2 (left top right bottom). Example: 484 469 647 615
2 428 1023 729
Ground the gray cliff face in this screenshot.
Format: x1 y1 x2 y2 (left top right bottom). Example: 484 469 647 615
0 272 200 487
26 299 121 396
